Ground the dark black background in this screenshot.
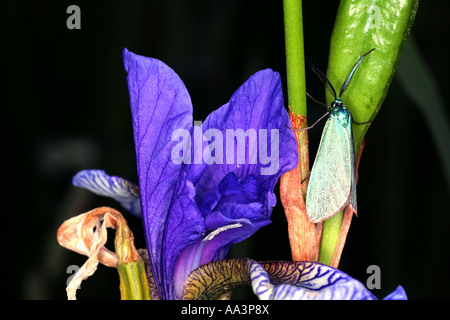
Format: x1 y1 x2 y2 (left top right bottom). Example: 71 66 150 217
4 1 449 299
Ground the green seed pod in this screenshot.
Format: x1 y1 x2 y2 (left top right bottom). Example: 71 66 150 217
326 0 420 154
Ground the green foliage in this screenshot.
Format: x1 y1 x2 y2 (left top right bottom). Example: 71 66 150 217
397 36 450 193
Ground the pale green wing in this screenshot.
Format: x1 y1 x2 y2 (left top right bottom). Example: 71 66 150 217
306 116 354 223
349 125 357 214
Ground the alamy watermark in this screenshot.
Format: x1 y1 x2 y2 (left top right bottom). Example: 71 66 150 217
365 5 381 31
366 264 381 290
66 264 81 290
66 5 81 30
171 121 280 175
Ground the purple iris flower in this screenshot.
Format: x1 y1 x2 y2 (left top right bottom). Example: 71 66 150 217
73 49 298 299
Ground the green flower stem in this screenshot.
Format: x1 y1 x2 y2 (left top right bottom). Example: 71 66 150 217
283 0 306 116
318 214 342 265
117 260 152 300
282 0 322 263
115 216 151 300
318 0 419 266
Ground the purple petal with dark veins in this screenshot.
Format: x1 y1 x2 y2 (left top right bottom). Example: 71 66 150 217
185 69 297 212
72 169 141 217
249 260 407 300
173 215 270 299
123 49 204 299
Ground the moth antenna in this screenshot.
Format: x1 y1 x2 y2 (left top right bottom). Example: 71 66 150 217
338 48 375 98
307 57 337 100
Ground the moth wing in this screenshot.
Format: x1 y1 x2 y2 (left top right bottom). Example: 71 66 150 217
348 124 358 215
306 117 354 223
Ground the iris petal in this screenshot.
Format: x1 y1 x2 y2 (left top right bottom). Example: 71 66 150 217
249 260 406 300
72 169 141 217
174 218 270 299
383 285 408 300
123 49 203 300
163 171 206 299
197 172 260 222
188 69 298 206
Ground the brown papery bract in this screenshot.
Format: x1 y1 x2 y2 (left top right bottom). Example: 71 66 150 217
280 109 323 262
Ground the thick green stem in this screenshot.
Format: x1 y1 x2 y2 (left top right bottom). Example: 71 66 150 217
115 215 152 300
317 213 342 265
283 0 306 116
117 260 152 300
282 0 323 263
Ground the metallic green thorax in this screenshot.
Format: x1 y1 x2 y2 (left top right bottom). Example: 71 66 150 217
331 99 351 127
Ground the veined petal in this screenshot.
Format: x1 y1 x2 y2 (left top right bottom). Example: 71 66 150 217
123 49 205 300
174 217 270 299
161 171 205 299
249 260 406 300
249 260 375 300
182 258 407 300
189 69 298 209
72 170 141 217
173 171 270 299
